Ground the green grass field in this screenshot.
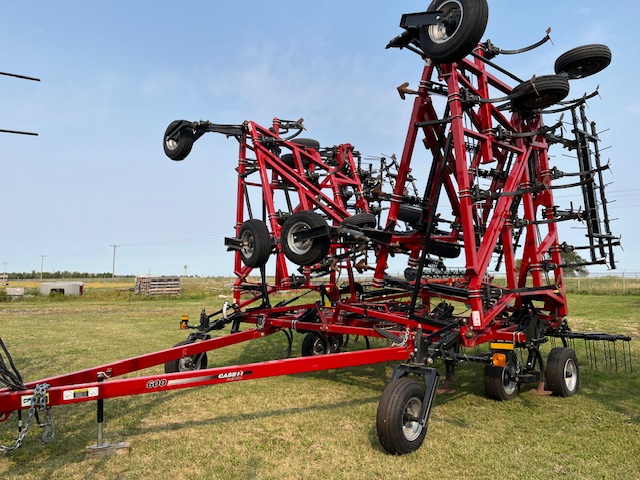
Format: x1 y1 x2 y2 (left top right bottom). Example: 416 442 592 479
0 282 638 479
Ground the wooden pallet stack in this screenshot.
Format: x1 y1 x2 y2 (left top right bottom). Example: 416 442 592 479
134 275 181 295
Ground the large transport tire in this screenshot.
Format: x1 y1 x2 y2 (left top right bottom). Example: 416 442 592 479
545 347 579 397
340 213 377 228
164 340 208 373
280 138 321 167
291 138 320 149
239 219 272 268
427 241 461 259
510 74 570 111
280 210 330 266
484 356 519 401
376 378 428 455
398 204 422 227
164 120 195 161
554 44 612 79
419 0 489 64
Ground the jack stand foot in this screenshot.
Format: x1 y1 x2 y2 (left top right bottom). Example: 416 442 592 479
531 381 552 395
437 378 457 395
85 441 131 458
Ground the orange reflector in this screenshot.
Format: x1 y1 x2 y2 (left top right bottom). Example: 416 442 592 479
180 316 189 329
492 353 507 367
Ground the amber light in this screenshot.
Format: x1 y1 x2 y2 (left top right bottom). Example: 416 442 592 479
180 315 189 329
492 353 507 367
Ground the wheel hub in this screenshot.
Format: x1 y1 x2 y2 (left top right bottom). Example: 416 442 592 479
402 398 423 441
428 0 463 44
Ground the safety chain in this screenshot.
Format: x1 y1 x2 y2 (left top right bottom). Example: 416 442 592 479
0 383 53 453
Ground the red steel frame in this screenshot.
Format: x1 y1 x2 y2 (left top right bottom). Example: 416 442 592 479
0 43 588 422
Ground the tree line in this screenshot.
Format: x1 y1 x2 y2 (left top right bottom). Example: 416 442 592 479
3 271 132 280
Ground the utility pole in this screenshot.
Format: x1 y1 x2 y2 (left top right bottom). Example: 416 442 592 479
39 255 46 280
110 245 119 278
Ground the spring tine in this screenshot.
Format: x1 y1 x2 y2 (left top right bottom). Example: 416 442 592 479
585 338 592 369
613 342 619 373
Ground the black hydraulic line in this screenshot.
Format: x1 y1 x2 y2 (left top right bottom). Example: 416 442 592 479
468 51 524 84
0 128 38 136
274 288 316 308
0 71 40 82
408 115 454 318
482 30 552 58
258 264 271 309
0 338 26 391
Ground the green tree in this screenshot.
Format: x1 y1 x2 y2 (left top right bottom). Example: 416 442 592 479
560 250 589 277
514 250 589 277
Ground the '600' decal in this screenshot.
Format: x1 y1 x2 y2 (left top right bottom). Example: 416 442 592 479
146 379 167 389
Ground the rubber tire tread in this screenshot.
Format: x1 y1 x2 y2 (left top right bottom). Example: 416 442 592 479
397 204 422 227
164 340 208 373
554 44 612 79
376 378 427 455
419 0 489 64
546 347 579 397
280 210 330 266
340 213 377 228
291 138 320 150
239 219 272 268
301 332 327 356
483 362 519 401
510 75 570 111
164 121 195 161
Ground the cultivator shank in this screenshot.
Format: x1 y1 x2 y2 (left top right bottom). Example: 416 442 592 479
1 0 631 456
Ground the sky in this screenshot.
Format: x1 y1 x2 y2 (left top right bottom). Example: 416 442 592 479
1 0 639 277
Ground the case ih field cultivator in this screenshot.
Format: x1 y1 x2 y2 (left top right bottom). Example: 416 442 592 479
1 0 632 455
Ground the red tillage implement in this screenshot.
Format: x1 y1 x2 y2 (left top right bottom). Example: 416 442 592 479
0 0 631 455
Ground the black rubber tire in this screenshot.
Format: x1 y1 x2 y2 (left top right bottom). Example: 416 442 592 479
546 347 579 397
164 340 208 373
419 0 489 64
292 138 320 150
340 213 377 228
554 44 612 80
280 138 319 167
484 357 519 401
398 204 423 228
280 211 330 266
376 378 427 455
280 153 297 167
301 332 328 356
239 219 272 268
164 121 195 161
427 240 461 259
510 75 570 111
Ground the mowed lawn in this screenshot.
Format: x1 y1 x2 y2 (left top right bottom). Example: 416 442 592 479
0 287 638 480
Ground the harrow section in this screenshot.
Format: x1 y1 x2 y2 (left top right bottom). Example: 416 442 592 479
1 0 631 456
